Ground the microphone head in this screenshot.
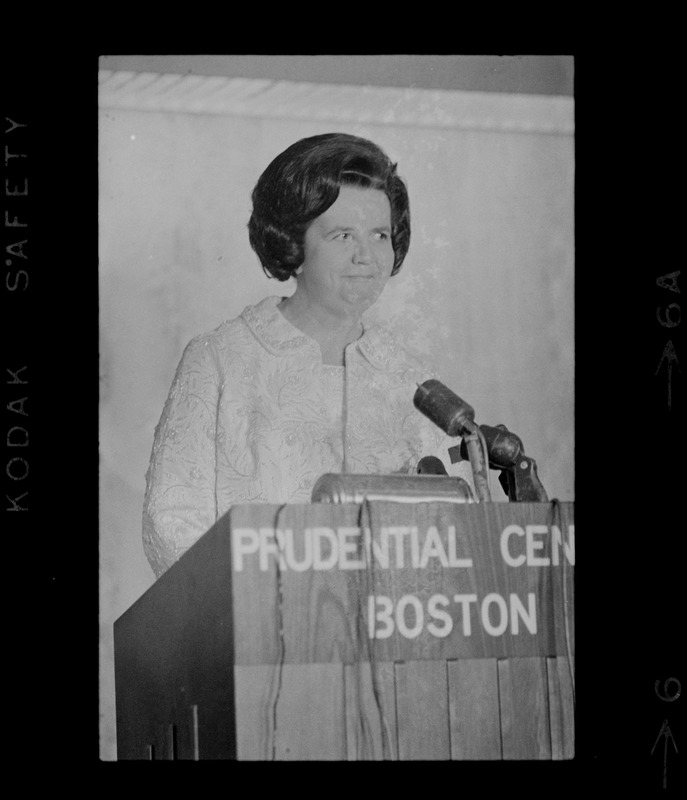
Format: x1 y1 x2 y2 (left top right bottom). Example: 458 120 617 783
487 424 524 468
458 424 525 469
413 379 475 438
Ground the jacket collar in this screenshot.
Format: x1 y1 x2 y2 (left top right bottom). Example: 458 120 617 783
240 295 404 371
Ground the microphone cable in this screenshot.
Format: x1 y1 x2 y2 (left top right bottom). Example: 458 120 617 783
357 495 394 760
269 502 289 761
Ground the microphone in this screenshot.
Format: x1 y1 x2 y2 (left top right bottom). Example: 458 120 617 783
413 379 490 502
413 379 548 502
458 424 524 470
413 380 523 468
412 379 477 437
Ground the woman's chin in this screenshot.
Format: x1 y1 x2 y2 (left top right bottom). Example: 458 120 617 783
340 281 384 309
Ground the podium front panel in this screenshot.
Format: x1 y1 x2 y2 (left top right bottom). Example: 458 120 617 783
115 501 574 760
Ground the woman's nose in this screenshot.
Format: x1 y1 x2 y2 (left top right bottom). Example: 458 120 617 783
353 239 373 264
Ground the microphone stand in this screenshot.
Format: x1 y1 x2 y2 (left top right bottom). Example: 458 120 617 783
414 380 548 504
460 420 492 503
448 424 549 502
413 380 492 503
497 455 548 502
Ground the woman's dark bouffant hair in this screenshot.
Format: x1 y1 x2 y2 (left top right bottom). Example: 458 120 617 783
248 133 410 281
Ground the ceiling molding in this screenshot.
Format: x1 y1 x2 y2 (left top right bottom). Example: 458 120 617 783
98 70 574 135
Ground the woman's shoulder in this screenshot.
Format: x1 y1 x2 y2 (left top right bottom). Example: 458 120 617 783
181 318 247 354
173 315 254 379
359 320 439 380
180 295 312 363
186 297 275 348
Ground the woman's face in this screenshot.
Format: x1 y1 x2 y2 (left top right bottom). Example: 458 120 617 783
297 185 395 319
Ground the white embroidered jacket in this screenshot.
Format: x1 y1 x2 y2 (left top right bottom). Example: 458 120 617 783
142 296 473 577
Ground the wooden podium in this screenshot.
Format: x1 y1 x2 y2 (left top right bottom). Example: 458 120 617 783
114 501 574 760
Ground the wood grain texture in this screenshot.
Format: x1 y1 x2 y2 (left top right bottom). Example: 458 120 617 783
395 660 451 760
229 502 575 664
498 657 551 759
235 664 346 760
448 658 502 759
345 661 398 760
547 656 575 759
115 502 574 760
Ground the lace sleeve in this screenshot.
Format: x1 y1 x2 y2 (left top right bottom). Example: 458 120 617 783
142 336 220 578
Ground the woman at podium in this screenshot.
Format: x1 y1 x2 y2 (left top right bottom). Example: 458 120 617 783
142 133 473 578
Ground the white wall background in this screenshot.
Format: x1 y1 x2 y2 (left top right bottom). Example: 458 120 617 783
99 66 574 760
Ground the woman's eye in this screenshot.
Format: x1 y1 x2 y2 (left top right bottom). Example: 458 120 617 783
334 232 350 240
